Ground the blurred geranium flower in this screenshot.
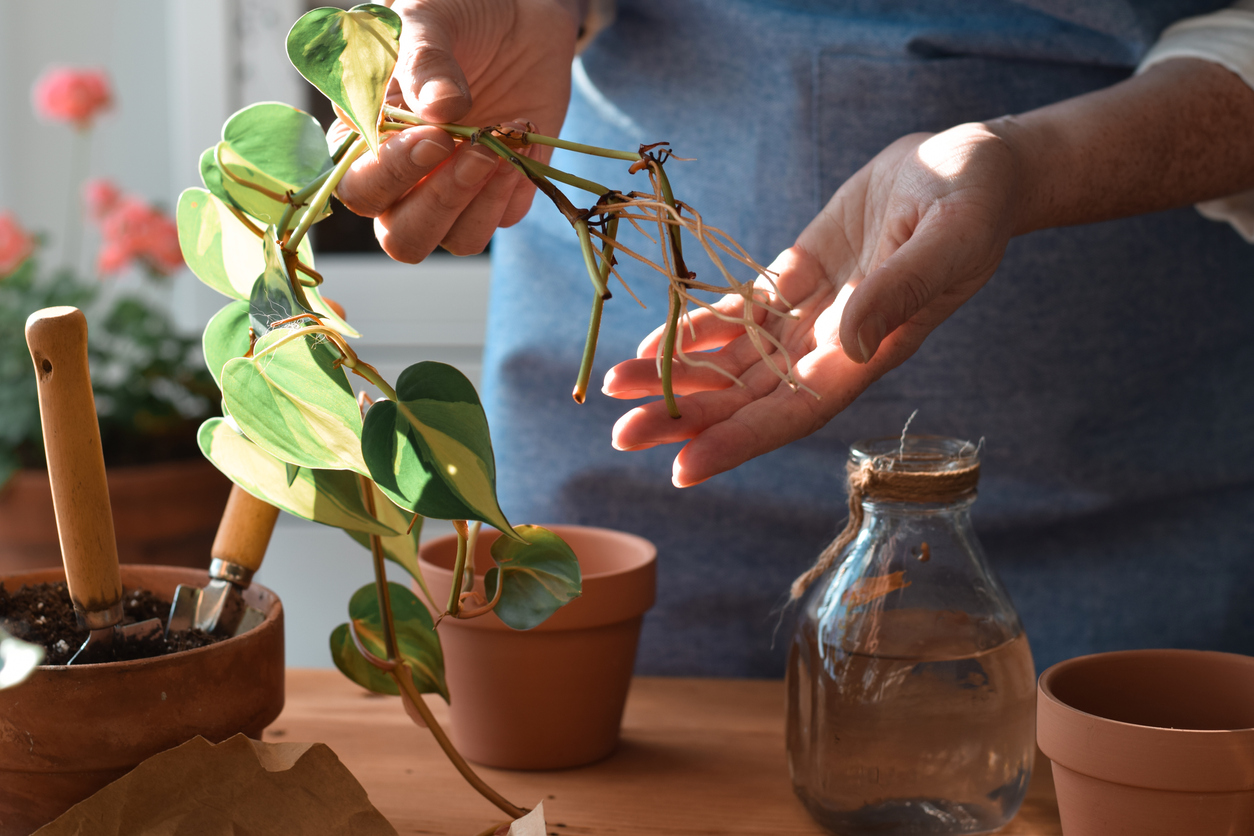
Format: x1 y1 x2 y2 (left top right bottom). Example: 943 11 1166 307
83 178 123 222
0 213 36 278
92 195 183 277
32 67 112 129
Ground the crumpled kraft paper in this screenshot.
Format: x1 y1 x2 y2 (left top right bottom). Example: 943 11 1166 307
34 734 397 836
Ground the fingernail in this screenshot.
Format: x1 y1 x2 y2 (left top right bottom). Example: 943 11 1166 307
603 387 654 399
454 147 497 187
418 79 463 110
411 138 450 168
856 313 887 364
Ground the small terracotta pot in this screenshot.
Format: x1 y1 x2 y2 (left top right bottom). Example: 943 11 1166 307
1037 649 1254 836
0 460 232 572
418 524 656 770
0 565 285 835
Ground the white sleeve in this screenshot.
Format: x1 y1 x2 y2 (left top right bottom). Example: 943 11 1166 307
1137 0 1254 242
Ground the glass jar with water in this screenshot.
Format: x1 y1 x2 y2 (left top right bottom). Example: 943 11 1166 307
786 436 1035 834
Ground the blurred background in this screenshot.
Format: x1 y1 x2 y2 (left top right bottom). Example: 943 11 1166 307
0 0 490 665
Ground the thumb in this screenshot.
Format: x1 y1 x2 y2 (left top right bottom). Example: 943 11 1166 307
392 6 472 123
837 219 993 364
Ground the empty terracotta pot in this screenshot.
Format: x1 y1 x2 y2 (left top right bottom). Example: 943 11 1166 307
1037 649 1254 836
0 565 284 835
418 524 656 770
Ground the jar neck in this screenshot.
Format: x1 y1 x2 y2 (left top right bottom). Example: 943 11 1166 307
860 492 977 519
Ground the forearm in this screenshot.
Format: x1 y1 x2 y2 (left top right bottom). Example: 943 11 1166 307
991 58 1254 235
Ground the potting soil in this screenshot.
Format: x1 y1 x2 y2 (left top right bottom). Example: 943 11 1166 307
0 582 224 665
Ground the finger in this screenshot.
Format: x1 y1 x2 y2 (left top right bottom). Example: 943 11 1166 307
393 5 472 123
836 210 999 364
633 295 764 359
603 331 769 398
498 178 538 228
335 127 455 217
440 162 527 255
610 355 796 450
672 346 873 485
374 144 503 263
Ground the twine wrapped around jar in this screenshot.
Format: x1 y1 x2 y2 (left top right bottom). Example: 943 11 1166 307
789 452 981 600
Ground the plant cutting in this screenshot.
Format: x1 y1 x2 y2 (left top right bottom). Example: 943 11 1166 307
179 4 803 831
0 67 227 572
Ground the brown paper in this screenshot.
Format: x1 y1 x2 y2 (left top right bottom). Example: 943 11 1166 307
34 734 397 836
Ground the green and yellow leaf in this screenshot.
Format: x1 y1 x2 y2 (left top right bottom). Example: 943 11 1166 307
486 525 582 630
198 417 398 535
287 4 402 156
221 327 369 475
331 582 448 700
360 362 518 537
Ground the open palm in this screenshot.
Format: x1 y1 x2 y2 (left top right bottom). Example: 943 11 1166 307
603 125 1019 486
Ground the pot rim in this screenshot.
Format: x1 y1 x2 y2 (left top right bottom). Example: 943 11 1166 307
418 523 657 632
1038 648 1254 792
1 565 282 672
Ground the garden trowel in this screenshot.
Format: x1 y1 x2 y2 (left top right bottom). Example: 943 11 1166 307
166 484 278 638
25 307 162 665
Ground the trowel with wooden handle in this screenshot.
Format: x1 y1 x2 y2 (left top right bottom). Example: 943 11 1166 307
25 307 162 664
166 484 278 638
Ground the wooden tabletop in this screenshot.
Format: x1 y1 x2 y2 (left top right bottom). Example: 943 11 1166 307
268 670 1061 836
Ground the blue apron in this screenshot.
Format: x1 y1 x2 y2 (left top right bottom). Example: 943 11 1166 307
482 0 1254 676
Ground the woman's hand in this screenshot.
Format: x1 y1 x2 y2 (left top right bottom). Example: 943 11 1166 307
333 0 582 261
603 124 1020 486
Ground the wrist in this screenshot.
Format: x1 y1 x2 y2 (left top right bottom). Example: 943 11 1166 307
983 115 1053 237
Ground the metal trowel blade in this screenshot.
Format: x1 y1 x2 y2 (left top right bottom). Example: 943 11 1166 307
68 617 163 665
165 584 200 636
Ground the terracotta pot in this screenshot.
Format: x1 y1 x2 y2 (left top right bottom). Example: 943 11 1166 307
0 460 232 573
418 524 656 770
1037 649 1254 836
0 564 285 836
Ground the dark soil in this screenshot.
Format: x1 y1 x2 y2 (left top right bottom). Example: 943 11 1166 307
0 582 224 665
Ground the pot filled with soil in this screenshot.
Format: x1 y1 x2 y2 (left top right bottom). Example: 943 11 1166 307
418 524 656 770
0 308 285 835
1037 648 1254 836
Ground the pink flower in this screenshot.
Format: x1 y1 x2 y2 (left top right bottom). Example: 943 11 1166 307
0 212 36 278
32 67 112 128
92 195 183 277
83 178 122 221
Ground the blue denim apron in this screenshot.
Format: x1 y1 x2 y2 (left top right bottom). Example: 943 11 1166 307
482 0 1254 675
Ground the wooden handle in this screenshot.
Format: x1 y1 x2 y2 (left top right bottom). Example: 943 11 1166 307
211 484 280 573
25 307 122 624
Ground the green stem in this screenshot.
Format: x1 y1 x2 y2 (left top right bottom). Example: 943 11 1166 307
575 219 610 299
389 663 529 819
285 138 368 255
330 130 360 164
661 287 681 418
516 156 608 196
291 168 334 205
64 129 90 273
653 163 688 419
573 213 618 404
359 475 399 661
447 526 468 617
522 133 641 162
381 106 477 137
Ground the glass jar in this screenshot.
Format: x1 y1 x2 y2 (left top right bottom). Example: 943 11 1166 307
786 436 1036 835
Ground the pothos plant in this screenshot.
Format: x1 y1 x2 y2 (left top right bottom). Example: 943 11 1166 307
180 4 802 829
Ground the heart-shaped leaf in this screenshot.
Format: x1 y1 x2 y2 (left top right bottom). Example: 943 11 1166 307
202 300 251 389
361 362 516 536
250 229 317 337
211 102 335 226
486 525 582 630
330 581 448 700
198 417 398 535
221 326 369 475
287 4 401 156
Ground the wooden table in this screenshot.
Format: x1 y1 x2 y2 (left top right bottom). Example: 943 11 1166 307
268 670 1061 835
